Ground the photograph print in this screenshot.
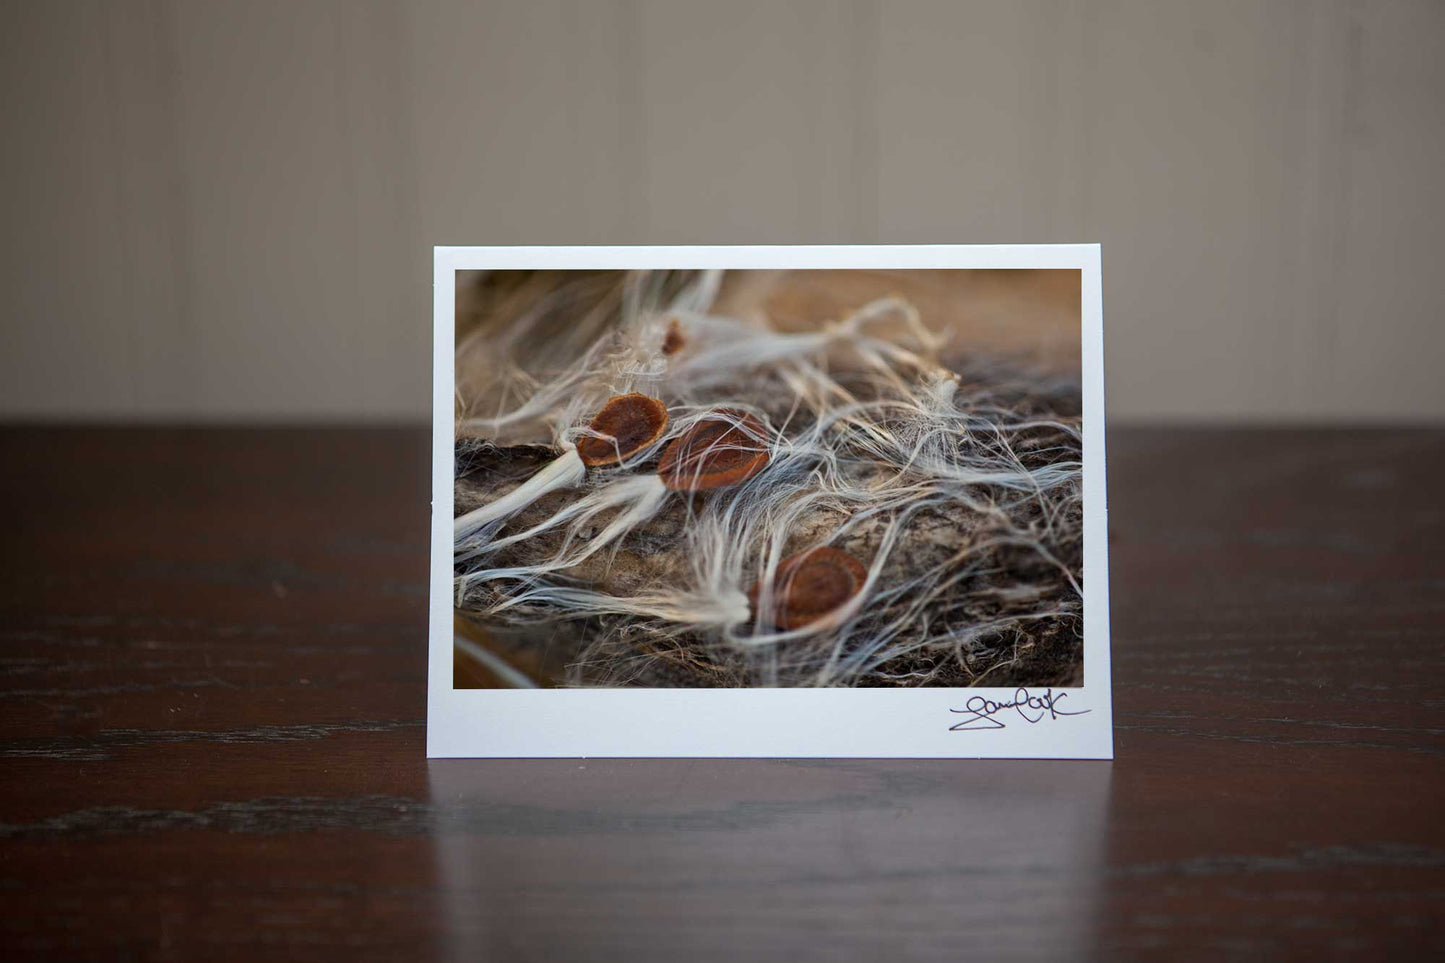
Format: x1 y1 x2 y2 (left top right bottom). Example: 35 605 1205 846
451 263 1088 692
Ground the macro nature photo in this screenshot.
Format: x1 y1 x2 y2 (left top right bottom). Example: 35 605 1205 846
452 268 1084 689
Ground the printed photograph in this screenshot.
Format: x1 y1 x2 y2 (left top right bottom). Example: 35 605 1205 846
453 268 1083 689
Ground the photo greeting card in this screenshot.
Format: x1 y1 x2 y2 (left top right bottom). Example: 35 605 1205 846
428 245 1111 758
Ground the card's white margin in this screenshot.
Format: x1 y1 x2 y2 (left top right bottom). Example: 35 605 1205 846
427 245 1111 759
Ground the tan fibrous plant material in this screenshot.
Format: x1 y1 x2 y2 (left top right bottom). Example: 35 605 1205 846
454 269 1083 688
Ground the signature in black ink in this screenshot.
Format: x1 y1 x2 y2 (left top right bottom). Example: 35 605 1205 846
949 687 1090 731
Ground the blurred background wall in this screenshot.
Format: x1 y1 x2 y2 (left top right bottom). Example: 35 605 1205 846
1 0 1441 423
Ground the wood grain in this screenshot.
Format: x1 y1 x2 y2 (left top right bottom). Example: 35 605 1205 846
1 427 1442 960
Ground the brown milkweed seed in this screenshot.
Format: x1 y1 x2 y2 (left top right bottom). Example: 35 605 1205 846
575 393 670 468
656 409 770 491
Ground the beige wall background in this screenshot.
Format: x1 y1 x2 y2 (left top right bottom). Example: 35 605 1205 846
2 0 1442 423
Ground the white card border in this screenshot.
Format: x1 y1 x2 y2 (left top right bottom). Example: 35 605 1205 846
428 245 1111 759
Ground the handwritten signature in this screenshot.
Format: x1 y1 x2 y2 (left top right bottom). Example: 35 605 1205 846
949 687 1090 731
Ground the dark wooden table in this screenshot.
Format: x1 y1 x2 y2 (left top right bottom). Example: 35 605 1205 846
2 427 1441 960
